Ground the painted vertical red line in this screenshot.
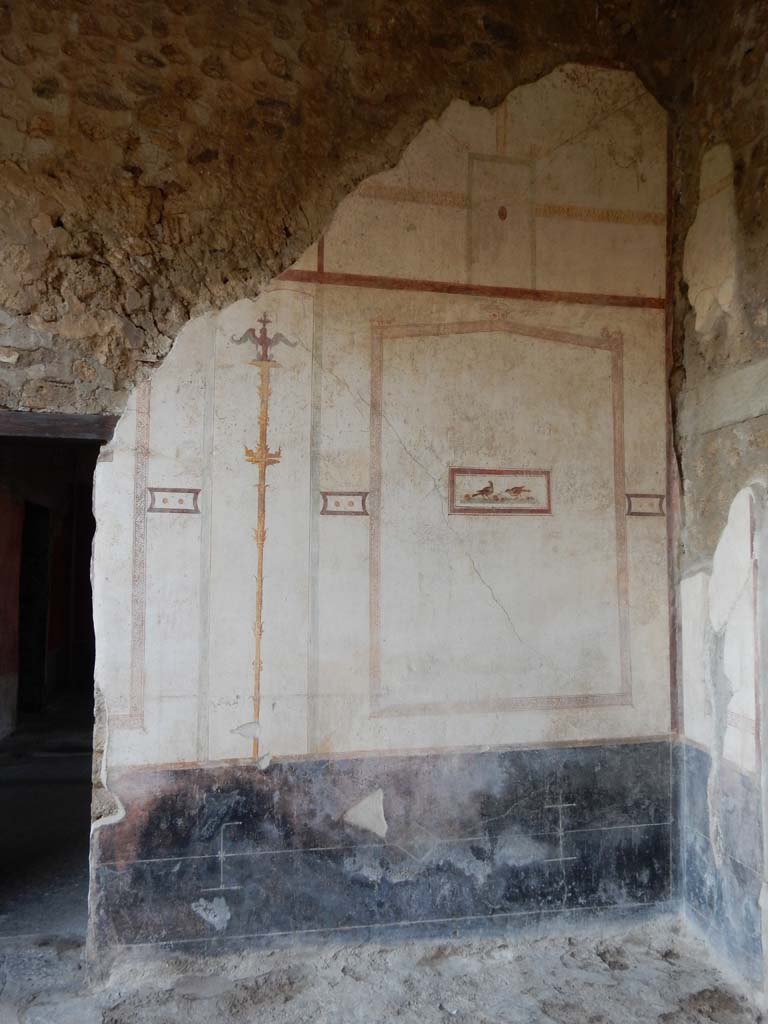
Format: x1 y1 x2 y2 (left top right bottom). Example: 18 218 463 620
665 122 681 736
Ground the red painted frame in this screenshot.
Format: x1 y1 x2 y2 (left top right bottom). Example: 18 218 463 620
448 467 552 515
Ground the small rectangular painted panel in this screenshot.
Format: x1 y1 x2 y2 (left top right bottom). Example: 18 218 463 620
449 468 551 515
626 493 665 517
320 491 369 516
147 487 201 514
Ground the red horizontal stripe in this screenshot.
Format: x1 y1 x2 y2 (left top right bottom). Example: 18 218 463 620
278 268 665 310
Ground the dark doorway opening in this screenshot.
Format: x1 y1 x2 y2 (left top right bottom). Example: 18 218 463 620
0 413 113 941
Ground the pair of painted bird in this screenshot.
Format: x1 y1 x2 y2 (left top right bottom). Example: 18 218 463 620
470 480 532 500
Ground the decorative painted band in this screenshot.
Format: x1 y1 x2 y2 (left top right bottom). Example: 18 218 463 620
279 268 666 310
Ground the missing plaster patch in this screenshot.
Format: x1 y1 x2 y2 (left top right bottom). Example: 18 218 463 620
683 144 741 337
709 488 754 632
231 721 260 739
191 896 231 932
342 788 388 838
708 487 759 776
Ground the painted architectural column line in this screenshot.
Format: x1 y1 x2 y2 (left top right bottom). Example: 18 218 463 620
243 315 283 757
113 379 151 730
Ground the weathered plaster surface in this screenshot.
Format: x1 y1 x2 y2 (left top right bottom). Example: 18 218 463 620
87 65 675 954
674 54 768 987
676 134 768 574
0 0 763 994
679 486 766 985
92 66 670 770
682 146 742 345
682 742 763 985
93 741 674 951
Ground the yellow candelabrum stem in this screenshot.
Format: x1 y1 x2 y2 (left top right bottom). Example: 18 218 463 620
244 359 281 759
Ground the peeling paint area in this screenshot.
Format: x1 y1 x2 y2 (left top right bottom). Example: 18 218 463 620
682 145 742 345
343 789 389 839
679 487 765 987
675 129 768 1001
191 897 231 933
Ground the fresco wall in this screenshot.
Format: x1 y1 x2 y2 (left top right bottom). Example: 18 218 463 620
676 145 768 988
91 65 674 952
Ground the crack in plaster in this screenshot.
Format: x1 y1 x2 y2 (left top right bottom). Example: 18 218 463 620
290 326 567 680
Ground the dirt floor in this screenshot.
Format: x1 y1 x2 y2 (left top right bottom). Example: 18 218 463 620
0 710 92 943
0 916 762 1024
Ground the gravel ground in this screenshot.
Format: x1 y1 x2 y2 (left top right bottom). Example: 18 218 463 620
0 916 762 1023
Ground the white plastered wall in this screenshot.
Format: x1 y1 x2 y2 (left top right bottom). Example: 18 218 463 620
93 64 671 771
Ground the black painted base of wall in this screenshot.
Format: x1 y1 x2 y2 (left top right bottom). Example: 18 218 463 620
680 740 764 987
92 740 675 952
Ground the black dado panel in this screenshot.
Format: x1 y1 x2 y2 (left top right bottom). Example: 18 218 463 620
93 740 674 950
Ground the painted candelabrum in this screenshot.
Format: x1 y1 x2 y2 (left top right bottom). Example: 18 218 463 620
233 313 296 756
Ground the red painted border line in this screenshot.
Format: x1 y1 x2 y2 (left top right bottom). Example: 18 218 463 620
368 318 633 717
750 495 761 771
370 691 633 718
664 121 680 736
279 267 665 310
113 379 151 730
377 318 617 350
